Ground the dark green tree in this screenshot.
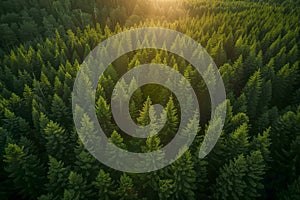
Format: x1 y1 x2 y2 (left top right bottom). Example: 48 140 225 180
93 169 115 200
213 151 266 200
4 144 46 198
45 156 70 200
115 174 138 200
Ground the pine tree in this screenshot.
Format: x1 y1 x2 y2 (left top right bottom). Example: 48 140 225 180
225 123 249 160
213 151 266 200
250 128 271 164
160 96 179 144
158 179 175 200
93 169 115 200
105 130 127 172
100 75 115 98
2 108 30 139
137 96 152 127
46 156 70 200
136 135 164 195
242 69 262 121
111 78 128 115
96 95 115 134
4 143 46 198
64 171 93 200
75 111 101 151
128 77 143 111
167 150 196 200
116 174 138 200
279 176 300 200
211 41 227 66
44 121 75 163
74 141 101 182
270 108 300 191
50 94 72 129
272 62 299 108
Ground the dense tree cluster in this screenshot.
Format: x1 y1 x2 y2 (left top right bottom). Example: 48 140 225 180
0 0 299 199
0 0 187 55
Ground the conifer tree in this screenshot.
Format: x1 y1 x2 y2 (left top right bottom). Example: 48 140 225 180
160 96 179 143
137 96 152 126
105 130 127 172
211 41 227 67
64 171 93 200
4 143 46 198
116 174 138 200
213 151 266 200
242 69 262 121
167 150 196 200
136 135 165 194
74 141 101 182
279 176 300 200
225 123 249 160
44 121 75 163
272 62 299 108
96 95 115 134
93 169 115 200
270 108 300 191
50 94 71 128
46 156 70 200
250 128 271 164
158 179 175 200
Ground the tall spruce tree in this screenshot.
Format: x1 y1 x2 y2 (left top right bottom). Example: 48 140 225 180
213 151 266 200
4 143 46 198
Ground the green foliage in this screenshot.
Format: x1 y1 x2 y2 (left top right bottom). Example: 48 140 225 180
137 96 152 126
166 150 196 200
0 0 299 199
225 123 249 160
96 95 115 134
160 96 179 143
116 174 138 200
158 179 175 200
46 156 70 199
279 176 300 200
213 151 266 200
44 121 75 163
93 169 115 200
4 143 46 198
64 171 93 200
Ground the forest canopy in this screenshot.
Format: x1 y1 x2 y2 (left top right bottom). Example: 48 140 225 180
0 0 299 199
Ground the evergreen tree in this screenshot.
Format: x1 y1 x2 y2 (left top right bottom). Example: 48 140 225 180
44 121 75 163
46 156 70 200
225 123 249 160
158 179 175 200
50 94 72 129
64 171 93 200
213 151 266 200
74 141 101 182
250 128 271 164
93 169 115 200
96 95 115 134
242 69 262 121
167 150 196 200
270 108 300 192
211 41 227 66
137 96 152 126
116 174 138 200
4 143 46 198
160 96 179 144
279 176 300 200
106 130 127 173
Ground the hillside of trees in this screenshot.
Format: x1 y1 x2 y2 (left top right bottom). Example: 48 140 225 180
0 0 299 199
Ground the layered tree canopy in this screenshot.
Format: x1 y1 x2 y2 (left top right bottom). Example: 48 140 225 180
0 0 299 199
